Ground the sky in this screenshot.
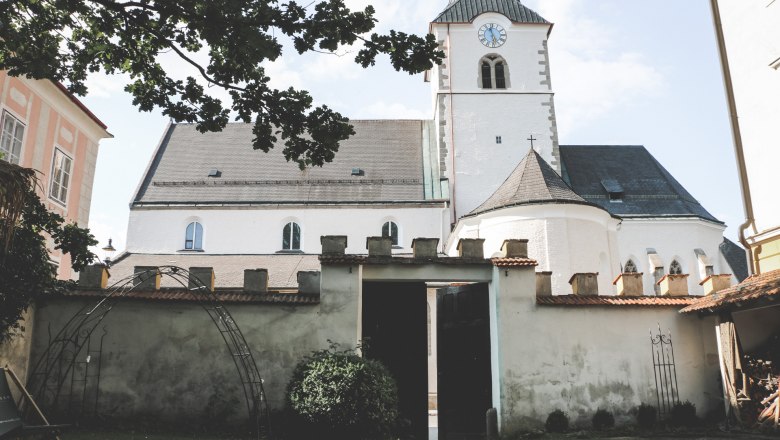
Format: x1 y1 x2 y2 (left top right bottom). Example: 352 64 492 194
78 0 743 259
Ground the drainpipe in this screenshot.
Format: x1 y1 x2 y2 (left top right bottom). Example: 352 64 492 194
710 0 757 275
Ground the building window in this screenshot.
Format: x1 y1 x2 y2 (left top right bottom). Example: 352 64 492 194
669 260 683 275
624 259 638 273
49 148 73 206
382 221 399 246
185 221 203 250
479 55 509 90
1 111 25 164
282 221 301 250
495 136 502 144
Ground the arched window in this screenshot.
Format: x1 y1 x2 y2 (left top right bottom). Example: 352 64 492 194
624 259 638 273
669 260 683 275
185 221 203 250
478 55 509 90
282 222 301 251
382 221 399 246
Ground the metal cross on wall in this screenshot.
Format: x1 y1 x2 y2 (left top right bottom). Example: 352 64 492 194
527 135 537 149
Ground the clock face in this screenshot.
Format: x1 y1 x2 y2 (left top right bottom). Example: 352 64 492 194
478 23 507 48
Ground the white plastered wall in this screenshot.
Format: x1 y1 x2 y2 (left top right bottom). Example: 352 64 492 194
126 205 448 255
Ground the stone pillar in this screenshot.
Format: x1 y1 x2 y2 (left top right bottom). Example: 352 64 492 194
412 238 439 259
501 239 528 258
244 269 268 294
134 266 160 290
79 265 110 289
700 274 732 295
189 267 215 292
614 273 644 296
536 271 552 296
457 238 485 259
321 235 348 255
297 271 321 294
569 273 599 296
366 236 392 257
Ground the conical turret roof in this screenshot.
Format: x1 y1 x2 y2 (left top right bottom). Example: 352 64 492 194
434 0 549 24
468 149 597 217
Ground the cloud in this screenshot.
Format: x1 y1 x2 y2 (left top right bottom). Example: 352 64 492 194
84 71 129 98
526 0 665 138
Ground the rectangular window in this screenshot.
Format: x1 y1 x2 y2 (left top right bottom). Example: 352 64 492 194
49 148 73 206
0 111 25 164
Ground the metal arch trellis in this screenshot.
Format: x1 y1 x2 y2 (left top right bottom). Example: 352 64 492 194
650 324 680 419
25 266 270 439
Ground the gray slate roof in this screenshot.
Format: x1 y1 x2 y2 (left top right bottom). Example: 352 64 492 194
559 145 722 224
468 149 596 216
433 0 549 24
720 237 749 282
133 121 428 205
108 253 321 289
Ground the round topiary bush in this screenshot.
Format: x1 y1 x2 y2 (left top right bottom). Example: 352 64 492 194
545 409 569 433
636 403 657 429
286 345 399 439
592 408 615 430
669 401 697 427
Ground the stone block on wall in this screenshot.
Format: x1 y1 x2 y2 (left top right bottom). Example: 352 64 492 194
657 274 689 296
321 235 348 255
569 273 599 296
412 238 439 259
189 267 215 292
699 274 732 296
614 273 644 296
501 239 529 258
366 236 392 257
244 269 268 294
536 271 552 297
297 271 321 294
457 238 485 259
79 264 110 289
133 266 160 290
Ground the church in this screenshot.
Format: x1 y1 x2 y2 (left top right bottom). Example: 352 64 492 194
28 0 752 437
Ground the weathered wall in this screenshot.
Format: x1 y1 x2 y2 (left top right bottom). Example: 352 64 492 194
492 265 720 433
28 264 361 422
0 307 35 397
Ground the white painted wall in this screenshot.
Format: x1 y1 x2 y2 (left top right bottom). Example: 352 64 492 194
448 204 621 295
617 219 729 295
126 205 449 255
716 0 780 236
430 15 558 219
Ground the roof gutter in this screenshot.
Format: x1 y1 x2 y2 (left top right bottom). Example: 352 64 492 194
710 0 756 275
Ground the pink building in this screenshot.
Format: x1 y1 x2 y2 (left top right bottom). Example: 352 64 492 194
0 72 111 279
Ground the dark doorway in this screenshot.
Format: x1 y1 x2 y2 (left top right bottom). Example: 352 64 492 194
363 282 428 440
437 284 492 439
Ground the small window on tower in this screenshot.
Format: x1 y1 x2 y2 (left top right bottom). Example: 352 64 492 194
495 62 506 89
478 55 510 90
481 62 492 89
496 136 502 144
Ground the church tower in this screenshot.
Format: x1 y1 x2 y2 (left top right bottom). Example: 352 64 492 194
429 0 560 220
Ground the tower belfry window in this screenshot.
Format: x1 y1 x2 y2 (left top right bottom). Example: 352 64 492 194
479 55 509 90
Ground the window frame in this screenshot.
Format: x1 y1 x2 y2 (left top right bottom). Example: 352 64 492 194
184 221 204 251
478 55 510 90
0 110 26 165
282 221 302 251
382 221 400 247
669 260 683 275
48 147 74 207
624 259 638 273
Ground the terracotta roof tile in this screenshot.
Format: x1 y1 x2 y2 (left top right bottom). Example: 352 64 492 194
491 257 538 267
680 269 780 314
64 289 319 305
537 295 698 307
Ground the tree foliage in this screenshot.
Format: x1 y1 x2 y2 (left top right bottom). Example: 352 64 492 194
0 0 444 168
0 161 96 341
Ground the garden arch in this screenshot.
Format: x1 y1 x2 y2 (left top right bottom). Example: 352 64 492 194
26 266 270 439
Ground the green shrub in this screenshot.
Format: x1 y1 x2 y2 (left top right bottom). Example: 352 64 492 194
545 409 569 433
592 408 615 430
636 403 657 429
285 344 399 439
669 401 697 427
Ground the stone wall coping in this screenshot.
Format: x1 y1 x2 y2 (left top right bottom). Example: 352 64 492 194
656 273 689 285
698 274 733 286
612 272 644 285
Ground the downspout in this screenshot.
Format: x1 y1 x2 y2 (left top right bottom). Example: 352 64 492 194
710 0 757 275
